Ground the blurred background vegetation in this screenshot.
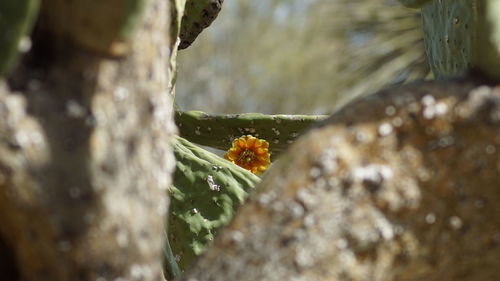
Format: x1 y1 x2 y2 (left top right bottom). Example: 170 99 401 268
175 0 431 115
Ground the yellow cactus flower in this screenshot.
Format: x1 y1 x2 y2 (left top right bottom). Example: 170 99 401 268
224 135 270 175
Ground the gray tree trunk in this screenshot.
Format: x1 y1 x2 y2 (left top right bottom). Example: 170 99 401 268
0 1 175 280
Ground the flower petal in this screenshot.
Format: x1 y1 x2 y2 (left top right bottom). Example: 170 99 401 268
224 135 271 175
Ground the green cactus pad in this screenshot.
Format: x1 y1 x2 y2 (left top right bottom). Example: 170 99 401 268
489 1 500 47
163 233 182 280
168 136 260 271
175 110 328 157
171 0 186 43
168 0 187 96
397 0 432 8
476 0 500 79
0 0 39 76
422 0 500 79
40 0 146 56
179 0 224 49
422 0 476 78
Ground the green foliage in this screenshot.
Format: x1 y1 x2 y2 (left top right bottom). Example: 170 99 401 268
168 136 260 272
422 0 500 79
165 0 500 280
167 3 430 274
175 110 327 156
0 0 39 76
165 0 436 279
179 0 224 49
175 0 429 114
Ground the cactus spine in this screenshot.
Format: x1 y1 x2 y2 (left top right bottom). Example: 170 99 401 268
0 0 39 75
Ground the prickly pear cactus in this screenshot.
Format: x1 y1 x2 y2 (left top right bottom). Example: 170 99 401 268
0 0 39 75
175 110 327 156
422 0 500 78
397 0 431 8
168 136 260 271
171 0 187 44
478 0 500 78
489 1 500 48
166 1 500 280
168 0 186 95
179 0 224 49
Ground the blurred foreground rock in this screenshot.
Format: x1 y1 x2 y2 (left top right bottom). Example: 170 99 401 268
182 79 500 281
0 1 174 280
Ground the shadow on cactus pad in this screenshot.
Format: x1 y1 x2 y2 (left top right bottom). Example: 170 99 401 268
166 136 260 275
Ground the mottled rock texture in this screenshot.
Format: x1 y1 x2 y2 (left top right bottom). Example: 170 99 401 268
0 0 175 280
181 79 500 281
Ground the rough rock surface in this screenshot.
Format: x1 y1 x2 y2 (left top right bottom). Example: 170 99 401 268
0 1 175 280
181 79 500 281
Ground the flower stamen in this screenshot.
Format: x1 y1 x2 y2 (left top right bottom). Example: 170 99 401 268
238 149 256 165
224 135 270 175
